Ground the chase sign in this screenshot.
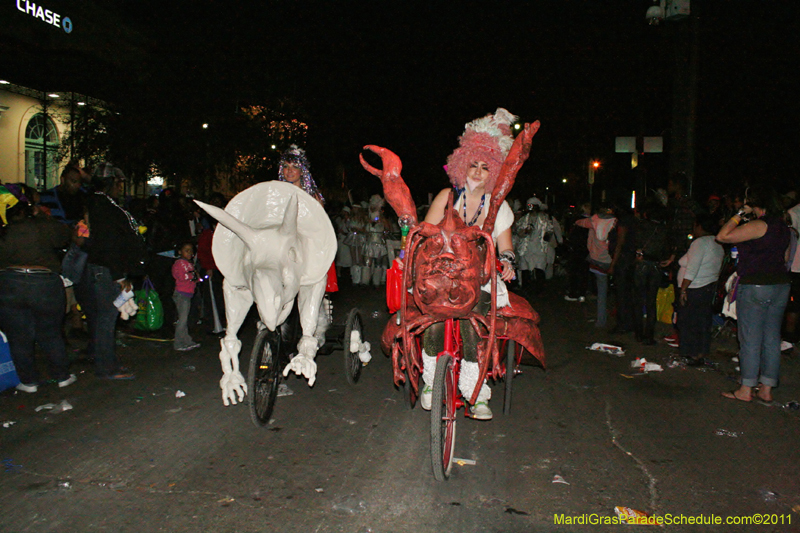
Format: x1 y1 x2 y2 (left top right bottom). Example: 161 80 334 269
16 0 72 33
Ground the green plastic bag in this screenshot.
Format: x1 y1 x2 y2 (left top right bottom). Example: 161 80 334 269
134 277 164 331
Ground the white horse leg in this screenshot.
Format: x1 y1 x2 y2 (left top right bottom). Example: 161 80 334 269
219 280 253 406
282 279 327 386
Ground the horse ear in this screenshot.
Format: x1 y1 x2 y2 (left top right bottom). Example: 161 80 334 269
195 199 257 249
279 195 299 236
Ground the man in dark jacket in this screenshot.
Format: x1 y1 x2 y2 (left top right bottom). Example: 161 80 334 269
78 175 147 379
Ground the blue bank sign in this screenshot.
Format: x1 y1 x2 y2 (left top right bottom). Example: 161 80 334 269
16 0 72 33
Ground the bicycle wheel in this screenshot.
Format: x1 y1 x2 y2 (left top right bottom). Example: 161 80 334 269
503 340 515 416
248 328 282 428
431 354 457 481
343 308 363 385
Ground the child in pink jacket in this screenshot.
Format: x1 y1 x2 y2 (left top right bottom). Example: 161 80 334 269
172 242 200 351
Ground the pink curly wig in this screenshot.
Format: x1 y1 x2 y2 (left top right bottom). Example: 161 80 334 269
445 108 517 193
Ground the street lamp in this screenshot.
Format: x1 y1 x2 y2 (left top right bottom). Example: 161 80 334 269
588 160 601 207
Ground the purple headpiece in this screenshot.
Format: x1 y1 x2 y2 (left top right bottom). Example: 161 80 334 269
279 144 324 203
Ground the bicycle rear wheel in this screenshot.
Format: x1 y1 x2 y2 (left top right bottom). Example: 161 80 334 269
343 308 363 385
248 328 282 428
431 354 457 481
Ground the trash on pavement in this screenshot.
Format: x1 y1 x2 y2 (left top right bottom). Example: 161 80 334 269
666 358 686 369
34 400 72 413
783 400 799 411
552 474 570 485
277 383 293 397
758 489 778 502
175 390 186 398
631 358 663 373
315 488 324 493
2 421 16 428
332 495 367 514
371 311 380 319
2 458 22 472
714 428 741 437
587 343 625 356
56 480 72 490
614 506 655 525
453 457 476 466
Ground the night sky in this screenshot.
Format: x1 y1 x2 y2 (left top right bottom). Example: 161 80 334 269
3 0 797 205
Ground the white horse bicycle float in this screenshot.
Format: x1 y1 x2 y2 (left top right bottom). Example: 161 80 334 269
196 181 371 427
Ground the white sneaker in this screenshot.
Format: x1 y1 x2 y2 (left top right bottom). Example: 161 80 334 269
780 340 794 352
470 401 493 420
15 383 38 393
420 385 432 410
58 374 77 388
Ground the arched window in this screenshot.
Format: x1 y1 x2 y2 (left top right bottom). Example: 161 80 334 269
25 113 60 190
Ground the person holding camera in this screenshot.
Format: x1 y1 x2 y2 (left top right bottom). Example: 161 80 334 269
716 185 790 403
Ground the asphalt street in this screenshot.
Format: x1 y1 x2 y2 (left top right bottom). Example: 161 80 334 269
1 278 799 533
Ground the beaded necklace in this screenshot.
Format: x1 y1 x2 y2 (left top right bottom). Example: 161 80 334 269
456 188 486 227
95 192 142 238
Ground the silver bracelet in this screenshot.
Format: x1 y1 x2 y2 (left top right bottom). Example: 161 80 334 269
499 250 516 268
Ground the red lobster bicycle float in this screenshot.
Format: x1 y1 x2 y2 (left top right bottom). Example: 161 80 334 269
360 121 546 481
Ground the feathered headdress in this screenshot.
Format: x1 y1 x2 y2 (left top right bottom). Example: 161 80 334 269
445 108 518 192
279 144 324 203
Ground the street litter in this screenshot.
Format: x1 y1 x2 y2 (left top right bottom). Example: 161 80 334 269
2 458 22 472
552 474 570 485
56 480 72 490
34 400 73 413
631 358 663 373
614 506 656 525
758 489 778 502
714 428 741 437
277 384 293 397
666 359 686 369
784 401 800 411
2 421 16 428
332 495 367 515
371 311 381 319
175 390 186 398
587 343 625 356
453 457 476 466
315 488 324 493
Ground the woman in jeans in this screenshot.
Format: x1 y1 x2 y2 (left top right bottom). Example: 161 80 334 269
717 185 790 403
0 185 74 392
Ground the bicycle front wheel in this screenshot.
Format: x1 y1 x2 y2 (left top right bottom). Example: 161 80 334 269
248 328 282 428
431 354 457 481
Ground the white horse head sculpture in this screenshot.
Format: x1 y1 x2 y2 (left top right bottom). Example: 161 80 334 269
195 181 336 405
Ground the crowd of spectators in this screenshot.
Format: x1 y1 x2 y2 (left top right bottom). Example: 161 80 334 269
0 162 230 392
528 174 797 404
